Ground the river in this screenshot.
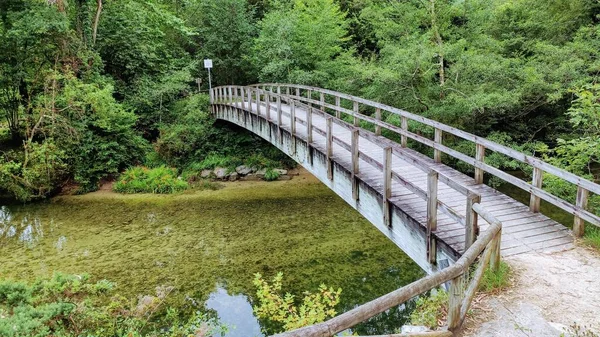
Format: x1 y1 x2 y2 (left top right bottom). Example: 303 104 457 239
0 170 423 336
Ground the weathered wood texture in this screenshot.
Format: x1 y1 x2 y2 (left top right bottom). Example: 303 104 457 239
211 85 523 337
254 83 600 236
214 85 576 259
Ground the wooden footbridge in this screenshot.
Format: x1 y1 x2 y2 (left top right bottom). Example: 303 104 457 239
210 84 600 336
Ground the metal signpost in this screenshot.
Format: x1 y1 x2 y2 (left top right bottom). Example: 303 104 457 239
204 59 213 102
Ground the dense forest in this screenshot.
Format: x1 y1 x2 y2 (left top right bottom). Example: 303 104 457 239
1 0 599 203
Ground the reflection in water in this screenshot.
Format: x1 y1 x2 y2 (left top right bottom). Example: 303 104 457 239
205 286 263 337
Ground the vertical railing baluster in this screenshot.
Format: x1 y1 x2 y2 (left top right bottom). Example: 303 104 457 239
383 147 392 228
353 101 359 126
574 186 589 237
530 167 543 212
307 89 312 107
320 92 325 111
307 107 313 164
375 108 382 136
434 128 442 163
427 169 439 264
266 93 271 121
326 117 333 180
335 96 341 118
256 89 261 115
277 95 282 145
401 117 408 147
465 193 481 250
241 87 246 110
474 144 485 184
351 128 360 200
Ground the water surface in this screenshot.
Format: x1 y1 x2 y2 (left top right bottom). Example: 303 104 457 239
0 174 423 335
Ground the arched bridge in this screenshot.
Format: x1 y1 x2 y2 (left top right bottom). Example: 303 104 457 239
210 84 600 336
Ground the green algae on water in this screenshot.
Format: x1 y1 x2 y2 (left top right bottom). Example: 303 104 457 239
0 176 423 335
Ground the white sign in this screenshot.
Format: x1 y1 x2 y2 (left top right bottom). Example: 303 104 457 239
204 59 213 69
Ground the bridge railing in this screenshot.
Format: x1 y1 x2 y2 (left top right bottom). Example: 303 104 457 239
252 83 600 236
271 203 502 337
212 86 504 335
213 85 484 257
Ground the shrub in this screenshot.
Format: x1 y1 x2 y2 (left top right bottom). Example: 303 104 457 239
0 273 228 337
114 166 188 194
409 289 448 329
253 272 342 332
263 168 280 181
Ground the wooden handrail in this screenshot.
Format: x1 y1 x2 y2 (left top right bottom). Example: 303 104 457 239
212 86 505 335
270 203 502 337
237 86 476 234
253 83 600 234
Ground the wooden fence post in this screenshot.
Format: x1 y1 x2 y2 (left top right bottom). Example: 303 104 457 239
295 87 300 97
353 101 359 126
401 117 408 147
351 128 360 200
573 186 589 237
326 117 333 180
307 89 312 107
256 89 261 115
465 193 481 250
490 228 502 273
427 170 439 265
335 96 341 118
530 167 543 213
383 147 392 228
475 144 485 184
447 273 466 331
434 128 442 163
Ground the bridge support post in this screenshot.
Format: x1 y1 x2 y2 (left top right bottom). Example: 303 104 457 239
574 186 589 237
383 147 392 228
529 167 543 213
266 93 271 121
326 117 333 180
351 128 359 201
465 192 481 250
427 170 439 265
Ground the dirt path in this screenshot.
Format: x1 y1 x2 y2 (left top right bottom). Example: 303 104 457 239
461 246 600 337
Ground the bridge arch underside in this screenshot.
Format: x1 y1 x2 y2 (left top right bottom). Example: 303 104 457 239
214 103 459 274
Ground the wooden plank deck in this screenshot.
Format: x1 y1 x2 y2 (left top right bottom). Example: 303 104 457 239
222 99 574 257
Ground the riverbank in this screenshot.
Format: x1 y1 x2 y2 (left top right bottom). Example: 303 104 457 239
460 246 600 336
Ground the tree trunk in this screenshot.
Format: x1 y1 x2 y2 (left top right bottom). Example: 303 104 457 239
92 0 102 45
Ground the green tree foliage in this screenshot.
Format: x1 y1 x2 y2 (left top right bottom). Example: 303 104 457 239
252 0 352 85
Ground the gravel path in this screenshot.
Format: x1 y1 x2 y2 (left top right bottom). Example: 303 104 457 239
460 246 600 337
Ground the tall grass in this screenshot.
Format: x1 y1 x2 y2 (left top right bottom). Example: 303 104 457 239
114 166 188 194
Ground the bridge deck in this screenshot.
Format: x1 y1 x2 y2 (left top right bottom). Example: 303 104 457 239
235 100 574 257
